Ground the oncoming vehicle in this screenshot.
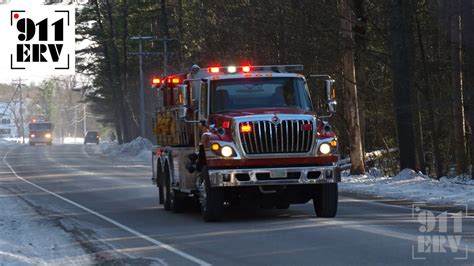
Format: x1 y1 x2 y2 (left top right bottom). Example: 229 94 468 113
28 122 53 146
151 64 339 222
84 131 100 145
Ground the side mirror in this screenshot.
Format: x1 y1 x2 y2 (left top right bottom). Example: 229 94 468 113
177 85 188 106
177 85 188 119
325 79 336 113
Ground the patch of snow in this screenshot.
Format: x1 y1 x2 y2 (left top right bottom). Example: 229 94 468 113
98 137 153 162
341 168 474 209
63 137 85 144
0 187 94 265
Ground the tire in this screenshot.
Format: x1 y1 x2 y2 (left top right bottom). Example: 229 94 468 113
198 166 224 222
170 189 185 213
157 163 164 204
162 163 185 212
313 183 338 218
275 201 290 210
29 142 35 146
163 164 172 211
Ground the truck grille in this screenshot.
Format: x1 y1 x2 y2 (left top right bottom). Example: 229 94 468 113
238 119 315 154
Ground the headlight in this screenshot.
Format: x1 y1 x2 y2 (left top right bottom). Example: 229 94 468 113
45 133 52 138
30 134 35 138
319 143 331 155
221 146 233 157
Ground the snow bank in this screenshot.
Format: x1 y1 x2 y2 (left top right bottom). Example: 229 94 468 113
0 187 93 265
341 169 474 208
98 137 153 161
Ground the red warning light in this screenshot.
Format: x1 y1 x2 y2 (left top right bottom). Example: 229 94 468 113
152 78 161 84
242 66 251 72
172 78 180 84
222 121 230 129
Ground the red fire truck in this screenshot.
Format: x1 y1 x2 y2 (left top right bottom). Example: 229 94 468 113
151 64 339 222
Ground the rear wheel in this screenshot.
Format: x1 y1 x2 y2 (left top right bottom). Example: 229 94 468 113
157 163 164 204
313 183 338 218
163 164 172 211
163 163 186 212
198 166 224 222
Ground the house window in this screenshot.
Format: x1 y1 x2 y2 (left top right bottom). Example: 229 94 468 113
1 119 10 125
0 129 11 134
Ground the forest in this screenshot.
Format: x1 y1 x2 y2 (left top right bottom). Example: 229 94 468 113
75 0 474 178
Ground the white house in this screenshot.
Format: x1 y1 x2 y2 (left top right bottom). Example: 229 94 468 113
0 101 20 138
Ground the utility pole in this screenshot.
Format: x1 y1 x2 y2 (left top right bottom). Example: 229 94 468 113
74 105 77 143
83 103 87 136
12 77 27 144
130 36 161 137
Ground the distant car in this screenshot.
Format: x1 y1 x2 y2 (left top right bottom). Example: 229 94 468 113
84 131 100 145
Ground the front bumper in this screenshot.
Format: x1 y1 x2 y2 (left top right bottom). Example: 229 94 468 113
30 137 52 143
208 165 341 187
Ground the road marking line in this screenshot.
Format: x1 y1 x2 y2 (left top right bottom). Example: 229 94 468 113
3 146 211 266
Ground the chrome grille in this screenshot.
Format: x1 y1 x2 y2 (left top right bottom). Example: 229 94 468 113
239 119 314 154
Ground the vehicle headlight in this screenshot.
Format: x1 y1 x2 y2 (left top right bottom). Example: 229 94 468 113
45 133 51 138
319 143 331 155
221 146 233 157
30 134 35 138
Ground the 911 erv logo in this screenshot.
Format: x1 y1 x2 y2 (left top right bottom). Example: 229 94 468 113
7 6 75 73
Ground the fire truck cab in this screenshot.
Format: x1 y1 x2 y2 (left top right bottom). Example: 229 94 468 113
151 64 340 222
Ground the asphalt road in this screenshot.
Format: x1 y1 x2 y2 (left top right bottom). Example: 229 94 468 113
1 143 474 265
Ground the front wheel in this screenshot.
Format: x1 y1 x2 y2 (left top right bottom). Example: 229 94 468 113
198 166 224 222
313 183 338 218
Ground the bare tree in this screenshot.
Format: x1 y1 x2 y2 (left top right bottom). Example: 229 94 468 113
387 0 417 171
340 0 365 174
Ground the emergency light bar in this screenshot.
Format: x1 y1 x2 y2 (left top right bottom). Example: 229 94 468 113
206 64 303 74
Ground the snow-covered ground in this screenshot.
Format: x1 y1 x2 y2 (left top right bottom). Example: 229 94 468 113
0 188 94 265
0 141 94 265
98 137 153 162
340 169 474 209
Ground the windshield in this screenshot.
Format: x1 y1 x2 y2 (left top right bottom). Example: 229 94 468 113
210 77 312 113
28 123 52 131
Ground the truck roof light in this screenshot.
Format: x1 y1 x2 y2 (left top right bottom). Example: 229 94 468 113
227 66 237 73
172 78 180 84
242 66 251 72
209 67 220 73
152 78 161 84
222 121 230 129
240 124 252 133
